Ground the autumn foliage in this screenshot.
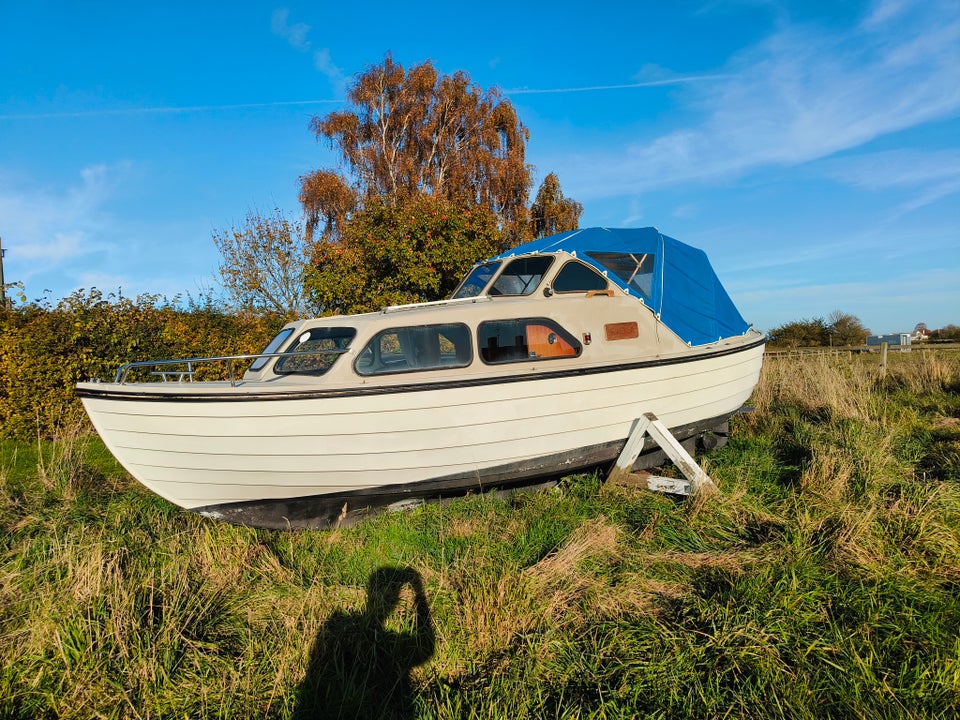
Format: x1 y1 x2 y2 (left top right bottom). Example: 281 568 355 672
304 195 502 316
212 208 314 318
301 54 532 244
215 54 582 317
529 172 583 238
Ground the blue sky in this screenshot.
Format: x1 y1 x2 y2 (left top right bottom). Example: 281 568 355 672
1 0 957 334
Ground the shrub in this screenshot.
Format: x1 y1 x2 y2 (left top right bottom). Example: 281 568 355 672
0 290 283 440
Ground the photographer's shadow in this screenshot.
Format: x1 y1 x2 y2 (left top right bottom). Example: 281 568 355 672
295 566 435 719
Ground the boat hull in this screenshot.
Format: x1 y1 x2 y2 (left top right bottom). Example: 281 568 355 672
189 412 736 528
78 339 764 529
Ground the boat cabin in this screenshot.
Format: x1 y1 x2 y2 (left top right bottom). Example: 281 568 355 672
241 227 752 385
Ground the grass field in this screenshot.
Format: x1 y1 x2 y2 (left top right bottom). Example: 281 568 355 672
1 350 959 718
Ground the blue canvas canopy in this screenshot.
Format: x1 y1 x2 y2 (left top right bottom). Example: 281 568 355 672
492 227 750 347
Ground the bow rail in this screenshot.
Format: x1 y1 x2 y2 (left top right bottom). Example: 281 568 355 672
114 349 349 387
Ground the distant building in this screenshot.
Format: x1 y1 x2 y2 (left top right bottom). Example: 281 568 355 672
867 333 911 347
912 328 931 342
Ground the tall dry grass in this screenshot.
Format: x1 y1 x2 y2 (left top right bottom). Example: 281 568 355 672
1 349 958 718
754 349 959 419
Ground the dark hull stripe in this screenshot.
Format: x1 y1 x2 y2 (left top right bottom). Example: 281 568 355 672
76 335 765 403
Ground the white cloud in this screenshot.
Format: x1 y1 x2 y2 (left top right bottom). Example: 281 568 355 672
15 231 87 263
671 204 698 220
861 0 909 29
0 164 128 288
822 149 960 190
271 8 311 51
0 165 223 302
560 0 960 199
270 9 346 93
736 268 960 335
313 48 346 91
819 148 960 217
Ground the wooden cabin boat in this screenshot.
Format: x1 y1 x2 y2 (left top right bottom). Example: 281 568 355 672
76 227 765 528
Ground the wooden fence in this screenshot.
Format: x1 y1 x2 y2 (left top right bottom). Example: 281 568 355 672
765 343 960 358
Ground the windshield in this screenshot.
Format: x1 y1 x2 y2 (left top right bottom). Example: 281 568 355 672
451 261 501 299
249 328 295 371
489 256 554 296
274 327 356 375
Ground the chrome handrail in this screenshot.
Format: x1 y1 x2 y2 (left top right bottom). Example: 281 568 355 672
382 295 492 313
115 349 349 387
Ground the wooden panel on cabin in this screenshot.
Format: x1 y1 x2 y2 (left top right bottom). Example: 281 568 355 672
527 324 578 358
605 321 639 341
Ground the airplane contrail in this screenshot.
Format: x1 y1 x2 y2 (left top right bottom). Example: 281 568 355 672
0 99 342 120
503 75 730 94
1 75 729 120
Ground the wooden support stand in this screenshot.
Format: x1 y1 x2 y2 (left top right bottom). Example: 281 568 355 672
607 412 716 496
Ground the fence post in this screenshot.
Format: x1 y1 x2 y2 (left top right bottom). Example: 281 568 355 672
880 342 888 377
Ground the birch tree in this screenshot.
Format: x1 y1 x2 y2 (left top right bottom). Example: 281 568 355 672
300 54 533 245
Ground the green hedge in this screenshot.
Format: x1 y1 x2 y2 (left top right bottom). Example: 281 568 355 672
0 290 285 440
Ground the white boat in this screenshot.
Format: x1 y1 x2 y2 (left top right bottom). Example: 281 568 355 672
76 227 765 528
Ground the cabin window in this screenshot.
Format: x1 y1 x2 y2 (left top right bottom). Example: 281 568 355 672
274 327 356 375
451 261 502 299
355 323 472 376
249 328 295 371
585 252 655 303
478 318 581 364
489 256 554 296
552 260 610 293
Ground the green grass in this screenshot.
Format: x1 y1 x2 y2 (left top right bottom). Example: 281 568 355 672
1 350 959 718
